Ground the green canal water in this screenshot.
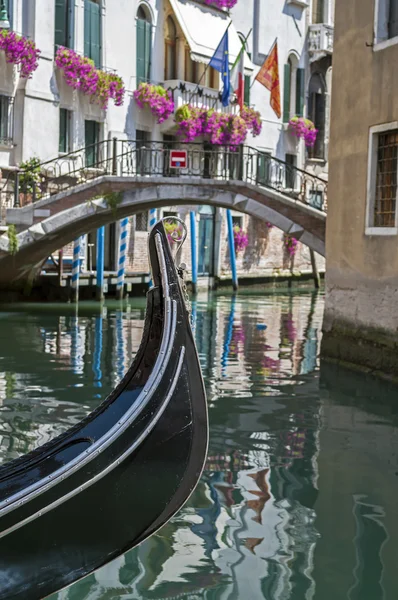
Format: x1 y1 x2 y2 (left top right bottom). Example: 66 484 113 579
0 293 397 600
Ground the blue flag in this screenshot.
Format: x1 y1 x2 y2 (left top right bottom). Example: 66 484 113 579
209 28 230 107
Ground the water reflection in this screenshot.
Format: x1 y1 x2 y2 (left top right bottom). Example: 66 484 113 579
0 294 397 599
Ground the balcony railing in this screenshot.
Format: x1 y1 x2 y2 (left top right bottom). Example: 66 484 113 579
164 80 238 114
308 24 334 63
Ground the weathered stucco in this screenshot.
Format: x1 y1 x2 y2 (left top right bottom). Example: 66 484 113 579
322 0 398 375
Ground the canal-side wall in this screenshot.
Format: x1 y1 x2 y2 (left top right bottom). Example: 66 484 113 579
322 0 398 377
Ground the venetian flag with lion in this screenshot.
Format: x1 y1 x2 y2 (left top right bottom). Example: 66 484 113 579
255 39 281 119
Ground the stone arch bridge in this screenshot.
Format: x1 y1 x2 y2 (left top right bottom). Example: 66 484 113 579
0 141 327 284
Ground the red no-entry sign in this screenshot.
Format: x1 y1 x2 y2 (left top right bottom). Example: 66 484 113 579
169 150 188 169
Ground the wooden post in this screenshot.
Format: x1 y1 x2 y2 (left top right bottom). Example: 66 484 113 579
58 249 63 288
310 249 320 289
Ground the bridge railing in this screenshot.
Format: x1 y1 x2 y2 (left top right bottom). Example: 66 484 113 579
11 140 328 212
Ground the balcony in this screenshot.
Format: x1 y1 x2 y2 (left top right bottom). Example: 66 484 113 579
164 80 238 115
286 0 309 8
308 24 334 63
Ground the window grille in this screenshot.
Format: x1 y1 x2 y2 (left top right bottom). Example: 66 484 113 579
136 212 149 232
0 96 13 146
374 130 398 227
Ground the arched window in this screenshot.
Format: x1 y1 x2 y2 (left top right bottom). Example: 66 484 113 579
136 5 152 85
84 0 101 66
308 73 326 159
283 54 304 122
165 16 177 80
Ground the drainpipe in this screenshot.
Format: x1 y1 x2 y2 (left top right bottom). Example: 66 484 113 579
190 211 198 295
253 0 267 66
96 226 105 301
226 209 238 291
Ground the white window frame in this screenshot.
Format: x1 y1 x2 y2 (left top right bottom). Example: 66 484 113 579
374 0 398 51
365 121 398 236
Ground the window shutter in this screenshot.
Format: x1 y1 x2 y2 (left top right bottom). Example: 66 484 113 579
136 19 146 85
84 0 90 58
55 0 68 48
59 109 67 153
283 63 291 123
90 1 101 67
68 0 75 48
144 21 152 82
296 68 305 117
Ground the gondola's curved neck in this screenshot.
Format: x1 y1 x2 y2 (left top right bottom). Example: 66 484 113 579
0 226 179 521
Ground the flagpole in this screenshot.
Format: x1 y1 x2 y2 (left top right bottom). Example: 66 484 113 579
188 20 234 103
250 37 278 89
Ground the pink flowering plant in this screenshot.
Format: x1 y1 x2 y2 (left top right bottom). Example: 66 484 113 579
133 83 174 124
241 105 262 137
203 0 238 8
283 234 298 257
233 226 248 253
0 30 40 78
288 116 317 147
175 105 257 147
55 47 125 109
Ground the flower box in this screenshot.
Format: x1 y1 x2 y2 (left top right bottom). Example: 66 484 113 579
0 30 40 79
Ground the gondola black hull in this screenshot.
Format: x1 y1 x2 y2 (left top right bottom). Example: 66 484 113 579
0 221 208 599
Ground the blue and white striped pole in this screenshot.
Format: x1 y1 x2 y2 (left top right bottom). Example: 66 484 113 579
148 208 157 289
117 218 129 300
226 209 238 291
71 237 81 303
96 226 105 302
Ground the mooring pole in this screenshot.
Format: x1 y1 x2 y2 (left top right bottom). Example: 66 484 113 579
71 237 81 303
116 310 125 382
148 208 157 289
309 249 320 289
226 209 238 291
116 218 128 300
96 227 105 301
58 248 63 288
93 313 103 393
190 211 198 295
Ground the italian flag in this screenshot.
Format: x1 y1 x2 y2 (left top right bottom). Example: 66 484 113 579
230 46 245 110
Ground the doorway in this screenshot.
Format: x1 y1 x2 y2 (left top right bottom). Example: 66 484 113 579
87 223 117 271
198 206 215 276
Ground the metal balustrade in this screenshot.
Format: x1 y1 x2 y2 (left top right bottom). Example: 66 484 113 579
11 139 328 212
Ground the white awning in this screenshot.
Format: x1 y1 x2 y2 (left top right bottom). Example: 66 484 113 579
169 0 254 74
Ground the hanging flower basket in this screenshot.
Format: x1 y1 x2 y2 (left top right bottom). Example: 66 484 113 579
288 116 317 147
241 105 262 137
55 47 125 109
203 0 238 9
233 226 248 253
0 30 40 78
133 83 174 124
175 105 256 147
283 234 298 257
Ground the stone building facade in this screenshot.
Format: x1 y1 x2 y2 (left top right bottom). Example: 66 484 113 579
0 0 333 287
322 0 398 376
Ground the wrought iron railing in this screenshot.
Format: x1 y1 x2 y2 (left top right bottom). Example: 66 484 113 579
11 140 328 212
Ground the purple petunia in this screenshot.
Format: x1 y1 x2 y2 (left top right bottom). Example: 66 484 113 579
288 117 318 148
133 83 175 124
55 47 125 110
0 30 40 78
233 226 249 253
203 0 238 9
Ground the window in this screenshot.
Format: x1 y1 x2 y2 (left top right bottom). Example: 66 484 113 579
84 120 100 167
0 95 13 146
283 54 305 122
307 73 326 160
84 0 101 66
312 0 325 23
257 151 272 186
367 125 398 232
285 154 297 189
205 66 218 90
232 215 243 229
165 16 177 80
59 108 72 154
55 0 74 48
135 212 148 231
136 5 152 85
375 0 398 46
184 47 198 84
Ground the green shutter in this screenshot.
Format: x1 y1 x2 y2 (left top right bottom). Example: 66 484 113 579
283 63 291 123
84 0 101 66
136 19 146 85
296 68 305 117
244 76 251 106
55 0 67 48
59 109 67 153
144 21 152 82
